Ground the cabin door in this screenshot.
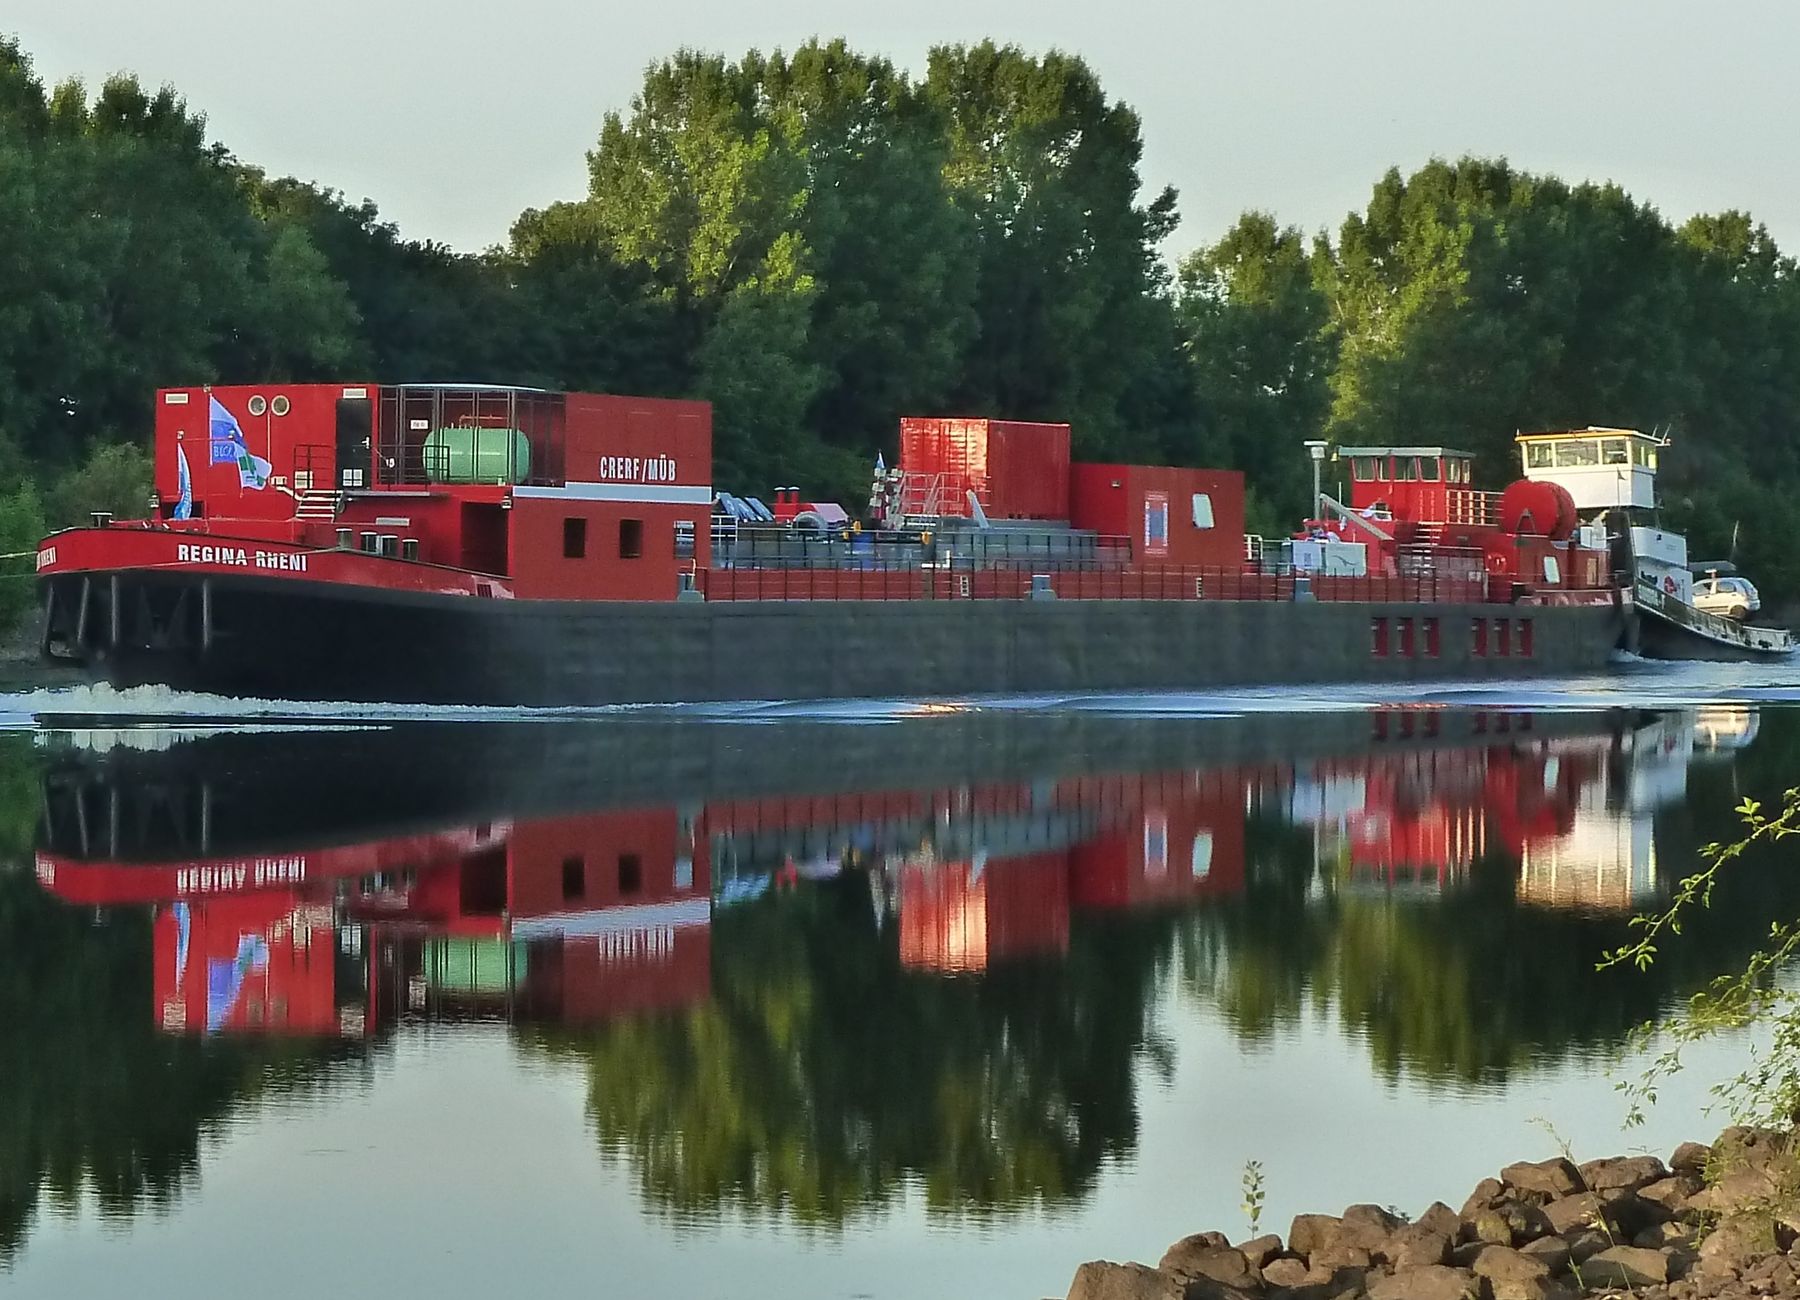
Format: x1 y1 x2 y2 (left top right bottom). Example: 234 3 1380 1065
336 397 373 489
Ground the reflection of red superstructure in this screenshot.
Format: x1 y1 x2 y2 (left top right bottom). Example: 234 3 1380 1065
45 805 714 1039
889 771 1250 973
1068 771 1246 911
155 894 347 1036
385 809 711 1024
1284 712 1621 893
897 853 1071 973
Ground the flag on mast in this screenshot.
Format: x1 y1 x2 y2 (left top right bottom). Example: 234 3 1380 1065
174 446 193 519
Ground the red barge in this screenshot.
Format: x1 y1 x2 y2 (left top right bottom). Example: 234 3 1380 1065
34 382 1625 705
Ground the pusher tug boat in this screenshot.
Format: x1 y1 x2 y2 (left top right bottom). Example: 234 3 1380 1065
1514 427 1794 661
35 382 1626 706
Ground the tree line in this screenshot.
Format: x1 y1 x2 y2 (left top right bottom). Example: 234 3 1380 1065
5 33 1800 624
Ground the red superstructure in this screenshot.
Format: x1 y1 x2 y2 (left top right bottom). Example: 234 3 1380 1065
35 382 713 606
1312 446 1610 598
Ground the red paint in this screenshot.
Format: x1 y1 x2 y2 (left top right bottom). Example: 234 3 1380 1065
506 496 709 601
1068 463 1246 567
37 526 514 598
898 417 1071 520
153 894 343 1036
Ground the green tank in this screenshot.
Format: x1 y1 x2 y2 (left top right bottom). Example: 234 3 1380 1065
421 426 532 484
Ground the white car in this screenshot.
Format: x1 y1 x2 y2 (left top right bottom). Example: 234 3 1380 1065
1692 575 1761 620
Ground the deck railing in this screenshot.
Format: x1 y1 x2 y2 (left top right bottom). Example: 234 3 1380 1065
699 563 1497 605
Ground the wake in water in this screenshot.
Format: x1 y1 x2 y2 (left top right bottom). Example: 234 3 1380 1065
5 656 1800 729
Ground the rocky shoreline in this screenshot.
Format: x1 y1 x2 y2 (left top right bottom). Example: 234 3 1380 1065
1066 1127 1800 1300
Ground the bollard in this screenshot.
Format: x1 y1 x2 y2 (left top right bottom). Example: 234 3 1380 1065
677 571 705 603
1030 573 1057 601
1292 574 1316 602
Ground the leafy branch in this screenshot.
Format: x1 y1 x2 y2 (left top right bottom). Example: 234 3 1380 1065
1601 788 1800 1128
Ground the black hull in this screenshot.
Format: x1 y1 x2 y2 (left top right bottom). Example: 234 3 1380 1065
38 570 1627 707
1637 608 1796 663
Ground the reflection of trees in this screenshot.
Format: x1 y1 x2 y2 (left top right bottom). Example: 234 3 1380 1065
1187 727 1800 1085
0 739 358 1265
524 875 1180 1226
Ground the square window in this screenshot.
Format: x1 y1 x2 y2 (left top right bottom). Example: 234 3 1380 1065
563 517 586 559
619 518 644 559
618 853 642 894
562 855 585 900
1191 493 1214 529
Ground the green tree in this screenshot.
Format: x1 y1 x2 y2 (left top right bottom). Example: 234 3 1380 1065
924 42 1188 461
1176 213 1335 526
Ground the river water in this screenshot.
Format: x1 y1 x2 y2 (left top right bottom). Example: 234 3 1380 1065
4 661 1800 1299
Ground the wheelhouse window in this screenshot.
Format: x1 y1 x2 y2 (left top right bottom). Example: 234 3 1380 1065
1525 443 1555 470
1554 439 1600 467
1352 456 1377 482
1602 439 1630 465
563 517 587 559
1631 440 1658 468
1394 457 1417 482
1419 457 1441 482
619 518 644 559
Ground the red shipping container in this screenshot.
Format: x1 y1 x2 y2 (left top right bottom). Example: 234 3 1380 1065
898 417 1071 520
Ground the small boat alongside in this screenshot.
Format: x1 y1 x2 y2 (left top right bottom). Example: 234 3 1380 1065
1515 427 1795 662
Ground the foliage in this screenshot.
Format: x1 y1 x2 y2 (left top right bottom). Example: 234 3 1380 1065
1601 789 1800 1130
1241 1159 1266 1236
524 878 1171 1225
45 441 153 526
1175 214 1334 521
0 481 45 634
9 27 1800 630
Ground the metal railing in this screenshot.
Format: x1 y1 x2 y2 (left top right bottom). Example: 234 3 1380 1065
699 562 1498 605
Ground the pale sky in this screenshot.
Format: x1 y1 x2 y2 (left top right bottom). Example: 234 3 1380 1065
8 0 1799 261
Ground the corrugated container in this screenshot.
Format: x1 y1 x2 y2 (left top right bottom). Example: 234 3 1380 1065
898 417 1071 520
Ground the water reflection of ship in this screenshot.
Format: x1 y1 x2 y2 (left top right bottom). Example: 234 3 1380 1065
31 707 1710 1036
1274 708 1730 912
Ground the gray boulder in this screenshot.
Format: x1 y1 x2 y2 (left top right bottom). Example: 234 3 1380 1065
1381 1225 1452 1271
1068 1261 1200 1300
1460 1180 1506 1220
1539 1194 1608 1237
1576 1155 1667 1193
1469 1246 1551 1285
1500 1159 1584 1200
1563 1229 1611 1266
1637 1175 1700 1217
1516 1237 1569 1275
1158 1243 1260 1291
1576 1245 1668 1288
1696 1214 1778 1269
1236 1236 1284 1270
1260 1259 1309 1290
1366 1264 1481 1300
1289 1215 1344 1259
1416 1205 1461 1240
1338 1205 1404 1251
1669 1141 1712 1174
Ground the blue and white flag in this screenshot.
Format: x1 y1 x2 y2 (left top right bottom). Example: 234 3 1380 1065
875 450 886 474
174 446 193 519
208 395 271 490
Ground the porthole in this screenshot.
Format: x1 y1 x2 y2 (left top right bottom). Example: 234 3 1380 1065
271 395 291 416
247 394 267 416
